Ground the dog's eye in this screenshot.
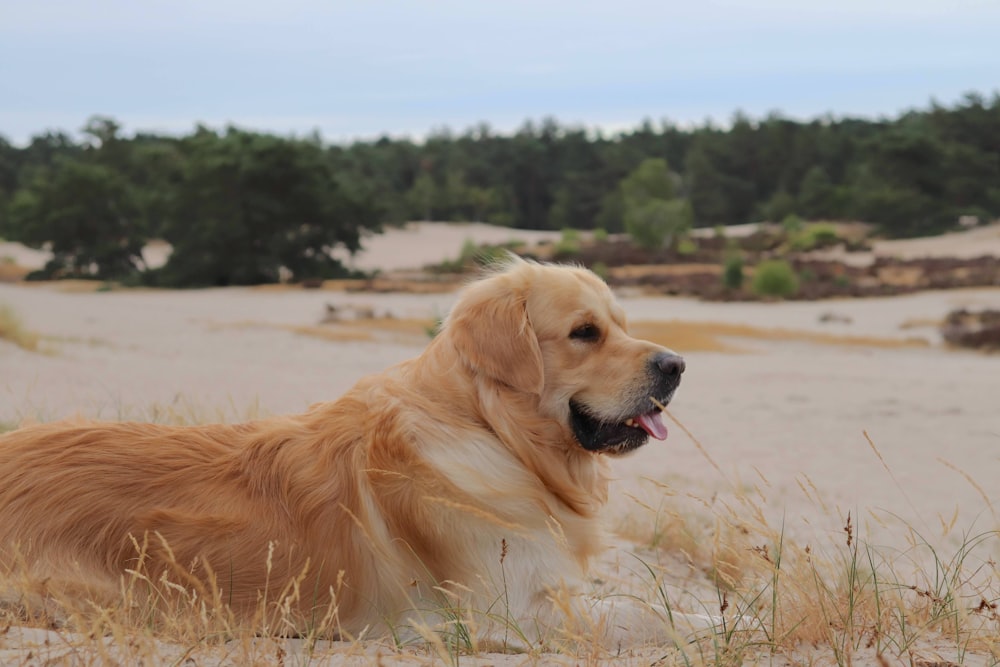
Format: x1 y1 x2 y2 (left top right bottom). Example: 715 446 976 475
569 324 600 342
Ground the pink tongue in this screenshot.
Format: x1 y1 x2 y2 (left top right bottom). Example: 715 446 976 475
636 411 669 440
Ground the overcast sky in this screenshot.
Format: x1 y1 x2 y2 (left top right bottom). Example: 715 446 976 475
2 0 999 145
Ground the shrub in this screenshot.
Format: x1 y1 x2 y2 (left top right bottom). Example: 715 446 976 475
789 223 841 251
0 304 40 352
752 260 799 298
676 236 697 256
781 213 804 234
592 228 609 243
554 228 581 255
722 255 744 291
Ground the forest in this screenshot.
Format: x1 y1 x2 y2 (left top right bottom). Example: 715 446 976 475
0 92 997 286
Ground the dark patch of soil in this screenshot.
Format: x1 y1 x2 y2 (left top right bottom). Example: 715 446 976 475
941 309 1000 350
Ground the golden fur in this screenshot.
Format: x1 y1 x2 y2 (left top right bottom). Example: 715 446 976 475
0 259 713 647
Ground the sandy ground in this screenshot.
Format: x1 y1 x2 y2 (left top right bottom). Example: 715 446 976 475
0 222 564 274
2 223 1000 664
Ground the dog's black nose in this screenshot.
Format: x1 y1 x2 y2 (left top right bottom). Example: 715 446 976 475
652 352 686 380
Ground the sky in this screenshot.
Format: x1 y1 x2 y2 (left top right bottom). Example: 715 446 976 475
2 0 999 145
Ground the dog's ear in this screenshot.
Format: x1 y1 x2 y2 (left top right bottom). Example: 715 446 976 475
445 275 544 395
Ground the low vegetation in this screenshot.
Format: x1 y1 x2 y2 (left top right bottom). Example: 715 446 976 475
751 259 800 298
0 304 39 352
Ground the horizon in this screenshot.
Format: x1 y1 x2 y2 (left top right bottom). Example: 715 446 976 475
4 1 1000 147
6 88 998 149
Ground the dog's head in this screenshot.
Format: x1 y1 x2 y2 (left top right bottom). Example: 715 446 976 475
445 258 684 456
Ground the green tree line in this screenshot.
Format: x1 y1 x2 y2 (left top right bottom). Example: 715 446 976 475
0 93 997 284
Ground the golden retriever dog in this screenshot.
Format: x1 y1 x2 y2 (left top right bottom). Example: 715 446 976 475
0 259 717 649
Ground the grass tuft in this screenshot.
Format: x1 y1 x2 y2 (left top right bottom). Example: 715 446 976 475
615 414 1000 666
0 304 40 352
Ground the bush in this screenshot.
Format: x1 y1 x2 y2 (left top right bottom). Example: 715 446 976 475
722 255 744 291
676 236 697 256
781 213 804 234
592 228 609 243
554 227 581 255
789 223 841 251
752 260 799 298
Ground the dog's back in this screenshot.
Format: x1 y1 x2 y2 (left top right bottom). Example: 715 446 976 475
0 406 393 625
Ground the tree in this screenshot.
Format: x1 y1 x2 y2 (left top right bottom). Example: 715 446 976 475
625 198 694 250
620 158 692 249
9 158 146 279
155 129 379 286
797 166 836 219
3 92 1000 279
406 171 436 221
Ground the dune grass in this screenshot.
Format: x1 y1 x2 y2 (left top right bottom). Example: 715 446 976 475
613 413 1000 666
1 406 997 665
0 304 40 352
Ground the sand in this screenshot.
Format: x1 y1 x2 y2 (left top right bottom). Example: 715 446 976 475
1 222 1000 664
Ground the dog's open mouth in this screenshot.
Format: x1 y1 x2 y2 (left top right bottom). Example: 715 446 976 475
569 399 670 456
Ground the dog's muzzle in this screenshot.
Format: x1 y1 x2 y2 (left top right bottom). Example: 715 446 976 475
569 352 685 456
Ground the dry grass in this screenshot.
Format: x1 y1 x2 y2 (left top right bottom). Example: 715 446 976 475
2 406 998 665
900 317 946 330
612 412 1000 666
0 304 40 352
609 264 723 280
631 319 931 354
248 279 462 294
219 317 928 355
0 257 30 283
16 279 112 293
212 317 434 346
